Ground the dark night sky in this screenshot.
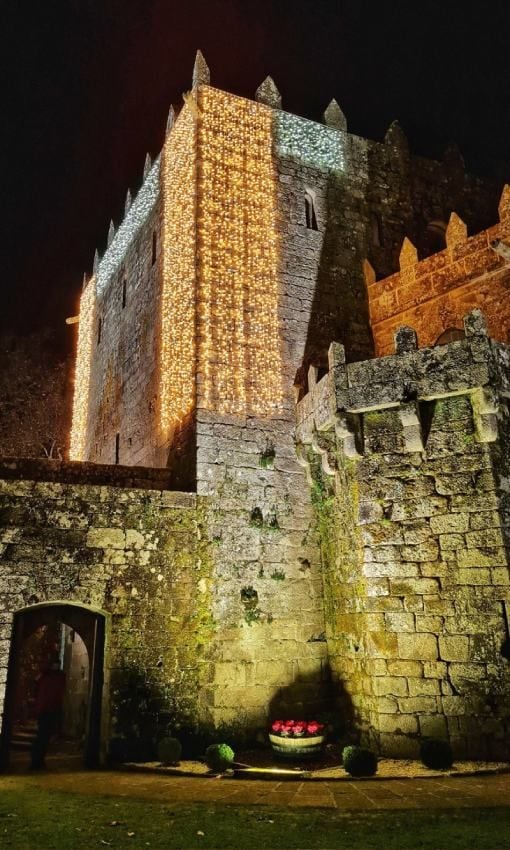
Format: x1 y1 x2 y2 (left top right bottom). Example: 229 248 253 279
2 0 510 347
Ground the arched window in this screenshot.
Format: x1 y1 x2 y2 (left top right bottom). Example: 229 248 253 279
121 278 127 309
151 231 157 266
305 190 318 231
97 317 102 346
434 327 465 346
426 220 447 253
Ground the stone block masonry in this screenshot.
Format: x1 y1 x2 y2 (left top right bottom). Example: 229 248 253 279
296 310 510 759
0 461 207 757
0 457 328 751
9 56 508 757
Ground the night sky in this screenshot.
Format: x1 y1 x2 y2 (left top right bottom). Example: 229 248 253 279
3 0 510 347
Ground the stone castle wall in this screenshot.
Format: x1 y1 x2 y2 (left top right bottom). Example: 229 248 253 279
83 165 163 469
0 462 206 755
296 311 510 759
367 188 510 356
21 68 508 753
188 87 500 730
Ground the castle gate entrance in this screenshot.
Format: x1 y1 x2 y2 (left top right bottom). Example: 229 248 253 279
0 603 106 770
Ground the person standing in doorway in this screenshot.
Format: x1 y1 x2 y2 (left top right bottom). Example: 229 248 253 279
31 655 66 769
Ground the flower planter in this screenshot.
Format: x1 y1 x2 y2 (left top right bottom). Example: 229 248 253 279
269 733 325 760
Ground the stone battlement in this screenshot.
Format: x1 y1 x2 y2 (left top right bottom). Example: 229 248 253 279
295 309 510 759
366 187 510 356
296 309 510 461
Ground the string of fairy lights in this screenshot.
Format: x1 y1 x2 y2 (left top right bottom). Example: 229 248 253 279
197 87 283 415
96 163 160 296
159 106 196 441
69 278 96 460
71 85 287 461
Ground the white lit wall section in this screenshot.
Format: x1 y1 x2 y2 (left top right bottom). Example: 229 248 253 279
274 112 346 171
95 161 160 296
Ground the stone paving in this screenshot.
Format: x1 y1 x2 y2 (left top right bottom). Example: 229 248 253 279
1 768 510 811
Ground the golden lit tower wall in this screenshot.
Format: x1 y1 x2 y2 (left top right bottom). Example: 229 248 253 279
196 87 283 415
69 278 96 461
70 106 198 476
158 106 197 459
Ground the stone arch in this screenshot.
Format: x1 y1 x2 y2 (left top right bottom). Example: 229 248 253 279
0 601 109 770
434 327 465 346
425 219 448 253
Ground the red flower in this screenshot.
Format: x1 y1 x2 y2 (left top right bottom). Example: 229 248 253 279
270 718 325 738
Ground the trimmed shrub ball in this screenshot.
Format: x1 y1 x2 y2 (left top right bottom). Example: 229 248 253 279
205 743 235 773
157 736 182 766
342 745 378 777
420 738 453 770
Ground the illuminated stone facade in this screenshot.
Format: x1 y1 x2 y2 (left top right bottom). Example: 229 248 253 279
1 56 510 760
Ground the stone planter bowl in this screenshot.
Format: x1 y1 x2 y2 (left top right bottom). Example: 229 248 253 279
269 733 325 759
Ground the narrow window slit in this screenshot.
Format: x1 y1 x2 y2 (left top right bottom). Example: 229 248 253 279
305 191 318 231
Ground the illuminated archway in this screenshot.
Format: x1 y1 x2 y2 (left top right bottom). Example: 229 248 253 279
0 602 107 770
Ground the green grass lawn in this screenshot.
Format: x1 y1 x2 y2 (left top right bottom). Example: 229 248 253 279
0 787 508 849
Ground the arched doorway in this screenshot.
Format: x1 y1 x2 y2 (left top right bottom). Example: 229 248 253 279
0 603 106 770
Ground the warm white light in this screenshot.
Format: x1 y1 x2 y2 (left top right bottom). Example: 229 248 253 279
197 87 283 415
69 278 96 460
159 106 197 441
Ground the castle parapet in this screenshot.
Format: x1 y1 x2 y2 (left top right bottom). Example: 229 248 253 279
295 309 510 760
366 186 510 356
296 309 508 459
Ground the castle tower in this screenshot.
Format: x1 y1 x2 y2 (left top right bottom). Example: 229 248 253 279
67 55 502 734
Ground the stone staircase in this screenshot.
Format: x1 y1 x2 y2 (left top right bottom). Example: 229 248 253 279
10 721 37 751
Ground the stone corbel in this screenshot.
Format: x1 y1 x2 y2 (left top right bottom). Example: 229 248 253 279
398 401 424 453
311 431 338 477
295 441 314 486
334 412 363 459
471 386 499 443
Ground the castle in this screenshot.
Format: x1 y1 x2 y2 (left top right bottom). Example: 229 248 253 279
1 51 510 765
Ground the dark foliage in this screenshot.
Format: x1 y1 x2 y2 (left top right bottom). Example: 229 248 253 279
420 738 454 770
342 745 378 777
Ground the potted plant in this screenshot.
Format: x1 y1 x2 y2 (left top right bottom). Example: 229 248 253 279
269 720 326 759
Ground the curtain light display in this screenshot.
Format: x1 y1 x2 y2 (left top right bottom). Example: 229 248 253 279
197 88 283 415
275 111 346 170
69 278 96 460
96 164 160 296
72 86 288 464
159 106 197 441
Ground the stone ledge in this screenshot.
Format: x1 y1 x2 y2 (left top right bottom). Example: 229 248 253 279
0 456 192 495
121 758 510 782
